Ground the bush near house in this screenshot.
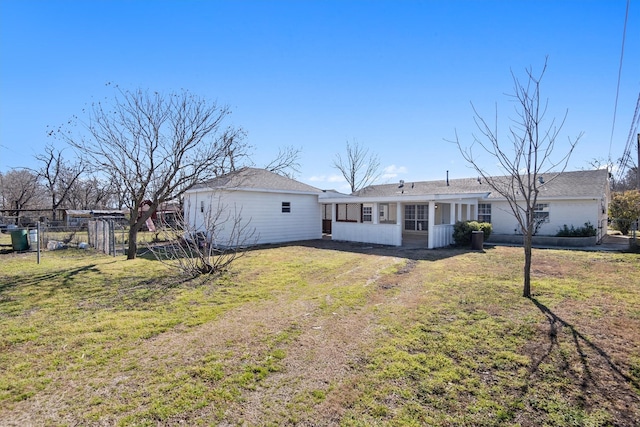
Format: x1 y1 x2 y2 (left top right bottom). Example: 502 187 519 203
555 222 597 237
452 220 492 246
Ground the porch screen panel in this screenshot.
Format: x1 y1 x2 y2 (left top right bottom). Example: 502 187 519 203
405 204 428 231
336 203 361 222
387 203 397 224
417 205 428 230
404 205 416 230
322 204 332 220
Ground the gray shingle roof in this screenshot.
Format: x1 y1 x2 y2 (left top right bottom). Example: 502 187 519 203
191 167 322 194
353 169 609 199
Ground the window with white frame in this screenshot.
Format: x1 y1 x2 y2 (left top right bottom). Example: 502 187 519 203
534 203 549 223
362 205 373 222
478 203 491 223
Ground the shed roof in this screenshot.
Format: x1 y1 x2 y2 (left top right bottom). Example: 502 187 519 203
190 167 322 194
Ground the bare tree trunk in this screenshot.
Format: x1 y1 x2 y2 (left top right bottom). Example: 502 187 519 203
523 235 532 298
127 227 138 260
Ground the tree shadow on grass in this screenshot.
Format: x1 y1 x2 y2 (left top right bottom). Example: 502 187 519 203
245 239 480 262
0 264 103 296
527 297 640 425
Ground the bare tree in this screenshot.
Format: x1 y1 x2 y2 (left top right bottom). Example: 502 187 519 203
333 139 381 193
0 169 43 217
147 200 257 276
264 145 302 178
454 60 581 298
53 86 246 259
35 144 85 220
66 175 114 210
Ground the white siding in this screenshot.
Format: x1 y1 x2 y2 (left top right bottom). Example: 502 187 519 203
185 189 321 246
487 199 601 236
332 222 402 246
432 224 455 247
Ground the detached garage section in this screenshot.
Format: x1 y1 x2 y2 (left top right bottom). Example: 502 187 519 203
184 168 323 246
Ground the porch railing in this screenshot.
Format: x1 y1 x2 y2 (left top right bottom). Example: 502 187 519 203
432 224 454 248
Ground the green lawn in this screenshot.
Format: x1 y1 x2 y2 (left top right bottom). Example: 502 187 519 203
0 240 638 426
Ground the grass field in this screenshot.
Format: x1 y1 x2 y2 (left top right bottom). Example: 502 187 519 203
0 237 638 426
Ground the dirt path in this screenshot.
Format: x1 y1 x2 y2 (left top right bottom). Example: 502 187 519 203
83 253 407 425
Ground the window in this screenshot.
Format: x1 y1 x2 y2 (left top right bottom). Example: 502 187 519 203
362 205 372 222
534 203 549 223
282 202 291 213
404 204 428 231
478 203 491 223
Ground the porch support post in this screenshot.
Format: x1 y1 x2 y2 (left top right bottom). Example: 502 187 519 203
450 202 457 224
372 203 379 225
331 203 336 228
428 201 436 249
396 202 402 245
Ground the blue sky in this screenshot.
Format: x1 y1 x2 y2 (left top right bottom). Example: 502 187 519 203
1 0 638 191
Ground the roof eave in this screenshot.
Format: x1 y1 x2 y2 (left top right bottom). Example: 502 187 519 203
321 192 490 204
186 186 321 196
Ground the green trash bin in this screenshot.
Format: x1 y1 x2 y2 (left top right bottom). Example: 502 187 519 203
11 229 29 251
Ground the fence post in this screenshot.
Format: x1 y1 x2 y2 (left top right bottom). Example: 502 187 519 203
36 221 41 264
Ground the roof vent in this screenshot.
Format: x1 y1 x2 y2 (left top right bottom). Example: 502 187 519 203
477 177 482 184
538 176 545 184
398 180 404 188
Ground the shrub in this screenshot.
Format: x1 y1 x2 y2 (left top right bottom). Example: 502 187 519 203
555 222 597 237
453 221 492 246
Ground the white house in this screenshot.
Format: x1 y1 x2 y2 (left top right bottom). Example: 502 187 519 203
187 168 610 249
322 169 610 248
184 168 323 246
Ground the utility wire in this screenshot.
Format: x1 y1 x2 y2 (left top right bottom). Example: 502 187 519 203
615 91 640 183
608 0 630 164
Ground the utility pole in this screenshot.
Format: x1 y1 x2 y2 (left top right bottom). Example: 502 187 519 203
637 133 639 190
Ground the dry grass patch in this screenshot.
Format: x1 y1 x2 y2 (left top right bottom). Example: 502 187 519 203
0 242 638 426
